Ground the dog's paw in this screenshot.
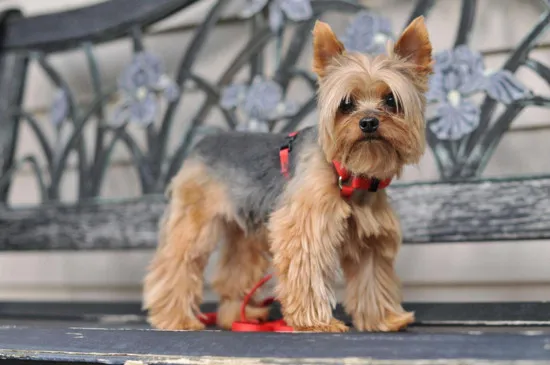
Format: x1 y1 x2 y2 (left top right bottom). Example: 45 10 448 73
383 310 415 331
148 315 206 331
293 318 350 333
354 310 414 332
216 299 270 330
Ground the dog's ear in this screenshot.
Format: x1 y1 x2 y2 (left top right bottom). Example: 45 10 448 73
394 16 432 72
312 20 345 77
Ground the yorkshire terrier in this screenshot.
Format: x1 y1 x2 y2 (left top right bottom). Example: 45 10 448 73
143 16 432 332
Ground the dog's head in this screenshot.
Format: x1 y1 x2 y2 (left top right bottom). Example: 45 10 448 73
313 17 433 179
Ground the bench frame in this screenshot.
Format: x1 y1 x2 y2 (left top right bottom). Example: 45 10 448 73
0 0 549 363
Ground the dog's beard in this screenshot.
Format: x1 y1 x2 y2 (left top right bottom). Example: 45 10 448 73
340 137 402 179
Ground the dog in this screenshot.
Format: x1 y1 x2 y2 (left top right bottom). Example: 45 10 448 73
143 16 433 332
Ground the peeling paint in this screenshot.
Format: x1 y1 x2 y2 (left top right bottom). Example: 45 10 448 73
1 349 549 365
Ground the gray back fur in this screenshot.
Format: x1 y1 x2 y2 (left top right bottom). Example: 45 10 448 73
190 126 318 231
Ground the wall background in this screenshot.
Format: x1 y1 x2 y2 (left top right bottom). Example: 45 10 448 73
0 0 549 303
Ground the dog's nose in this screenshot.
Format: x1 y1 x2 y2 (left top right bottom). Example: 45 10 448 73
359 117 379 133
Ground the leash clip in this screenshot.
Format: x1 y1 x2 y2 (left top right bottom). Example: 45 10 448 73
338 174 353 190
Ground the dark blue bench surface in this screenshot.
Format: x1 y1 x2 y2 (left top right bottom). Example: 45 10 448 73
1 321 549 364
0 301 549 364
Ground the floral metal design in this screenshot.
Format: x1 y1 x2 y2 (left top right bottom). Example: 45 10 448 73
220 76 298 132
341 12 531 142
240 0 313 32
112 52 179 127
342 11 394 55
3 0 550 209
427 45 531 140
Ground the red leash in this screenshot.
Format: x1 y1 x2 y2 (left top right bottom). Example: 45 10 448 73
198 274 293 332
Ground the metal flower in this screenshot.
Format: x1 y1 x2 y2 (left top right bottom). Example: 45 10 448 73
220 83 248 110
243 78 284 120
220 76 298 131
240 0 313 32
111 52 179 127
342 11 394 55
429 95 480 141
50 88 70 127
427 45 531 140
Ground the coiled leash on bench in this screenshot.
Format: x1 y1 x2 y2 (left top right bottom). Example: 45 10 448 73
198 274 294 332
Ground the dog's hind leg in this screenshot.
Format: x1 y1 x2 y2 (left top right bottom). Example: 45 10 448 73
143 160 232 330
212 225 271 329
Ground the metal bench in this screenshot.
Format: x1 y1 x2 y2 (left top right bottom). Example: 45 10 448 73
0 0 549 363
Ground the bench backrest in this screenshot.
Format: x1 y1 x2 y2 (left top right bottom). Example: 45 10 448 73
0 0 549 251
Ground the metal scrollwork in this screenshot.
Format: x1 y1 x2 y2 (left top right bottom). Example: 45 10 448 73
1 0 550 206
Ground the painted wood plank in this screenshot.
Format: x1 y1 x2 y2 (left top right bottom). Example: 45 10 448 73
0 325 549 364
1 176 550 250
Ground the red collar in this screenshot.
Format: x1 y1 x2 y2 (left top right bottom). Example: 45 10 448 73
332 160 392 198
279 132 392 198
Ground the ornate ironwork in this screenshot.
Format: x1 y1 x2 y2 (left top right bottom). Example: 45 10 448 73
0 0 549 207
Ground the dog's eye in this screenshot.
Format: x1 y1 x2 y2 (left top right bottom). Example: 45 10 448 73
384 93 397 111
339 97 356 114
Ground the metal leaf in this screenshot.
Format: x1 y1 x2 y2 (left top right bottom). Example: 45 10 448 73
342 11 393 55
50 88 69 126
240 0 269 18
242 78 283 120
220 83 248 110
483 70 531 104
268 1 285 33
430 99 480 140
279 0 313 21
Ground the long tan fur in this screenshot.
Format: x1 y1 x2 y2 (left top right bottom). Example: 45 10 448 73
143 16 432 333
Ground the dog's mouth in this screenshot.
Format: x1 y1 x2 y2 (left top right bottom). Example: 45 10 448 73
361 136 382 141
357 135 386 144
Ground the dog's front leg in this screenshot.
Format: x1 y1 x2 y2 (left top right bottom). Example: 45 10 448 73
268 179 351 332
341 231 414 332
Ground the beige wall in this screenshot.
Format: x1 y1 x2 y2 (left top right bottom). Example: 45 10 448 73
0 0 549 302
